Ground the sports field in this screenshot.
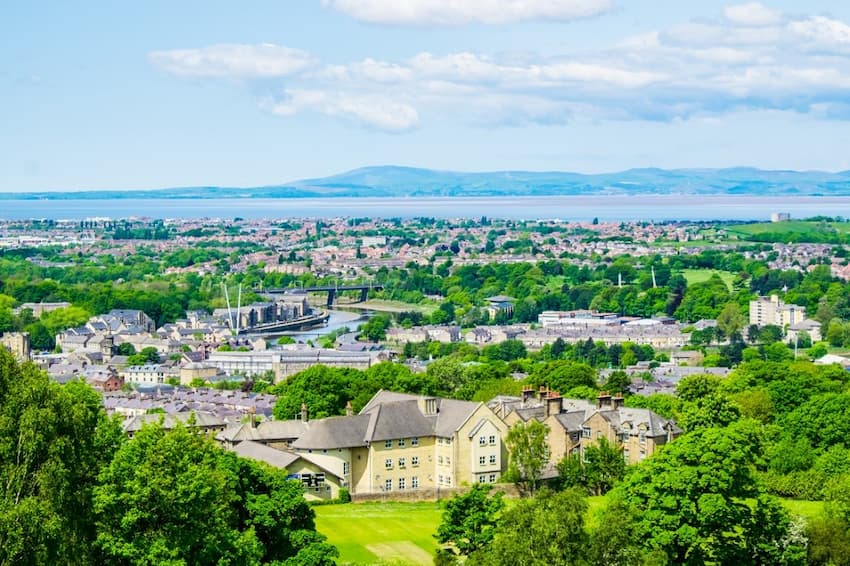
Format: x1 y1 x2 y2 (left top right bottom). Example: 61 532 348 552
315 497 823 565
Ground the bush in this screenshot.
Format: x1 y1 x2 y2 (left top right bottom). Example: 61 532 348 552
338 488 351 504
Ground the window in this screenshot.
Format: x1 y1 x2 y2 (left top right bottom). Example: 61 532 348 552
489 474 496 483
623 449 630 462
639 449 646 460
489 455 496 465
437 455 443 465
438 475 443 484
385 440 392 449
398 457 406 468
398 477 406 490
411 456 419 466
411 437 419 447
479 436 487 446
398 439 405 448
639 431 646 445
489 435 496 445
385 458 393 469
479 456 486 466
412 476 419 488
582 426 591 439
446 476 452 486
446 457 451 465
343 462 350 475
478 475 487 483
384 479 392 492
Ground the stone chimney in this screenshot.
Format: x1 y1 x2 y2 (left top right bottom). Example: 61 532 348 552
300 403 308 422
538 385 548 401
345 400 353 417
521 386 534 405
249 406 257 429
613 392 625 409
545 391 562 418
597 391 613 410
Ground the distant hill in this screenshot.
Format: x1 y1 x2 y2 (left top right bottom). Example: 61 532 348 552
4 166 850 199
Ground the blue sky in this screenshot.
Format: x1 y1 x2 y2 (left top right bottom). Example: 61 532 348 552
3 0 850 191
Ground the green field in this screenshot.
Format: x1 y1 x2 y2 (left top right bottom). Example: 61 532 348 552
344 299 438 315
314 502 442 565
680 268 736 290
726 220 850 238
315 497 824 565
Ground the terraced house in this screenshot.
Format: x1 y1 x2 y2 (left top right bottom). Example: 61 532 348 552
290 390 509 495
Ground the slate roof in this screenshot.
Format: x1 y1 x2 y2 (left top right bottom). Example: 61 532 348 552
291 414 372 450
292 390 483 449
122 411 225 434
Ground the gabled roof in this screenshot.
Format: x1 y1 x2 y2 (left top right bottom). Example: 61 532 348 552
292 390 485 449
291 414 371 450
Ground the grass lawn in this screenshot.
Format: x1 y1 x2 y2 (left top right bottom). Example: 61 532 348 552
346 299 438 315
315 497 825 565
680 268 736 290
781 498 824 521
314 502 442 565
726 220 850 239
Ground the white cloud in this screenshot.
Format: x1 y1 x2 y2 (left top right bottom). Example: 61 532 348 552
321 0 613 26
269 90 419 132
790 16 850 47
151 5 850 130
723 2 782 27
150 44 315 78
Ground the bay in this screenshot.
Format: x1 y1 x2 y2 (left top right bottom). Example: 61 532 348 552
3 195 850 221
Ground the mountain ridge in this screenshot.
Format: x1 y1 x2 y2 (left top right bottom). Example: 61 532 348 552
3 166 850 200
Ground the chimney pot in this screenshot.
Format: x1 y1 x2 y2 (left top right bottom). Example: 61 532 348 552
300 403 308 422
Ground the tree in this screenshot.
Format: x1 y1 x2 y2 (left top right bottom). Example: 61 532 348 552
582 437 626 495
94 420 337 565
717 302 745 338
505 420 550 494
473 488 591 566
0 349 124 565
435 483 504 559
612 421 804 565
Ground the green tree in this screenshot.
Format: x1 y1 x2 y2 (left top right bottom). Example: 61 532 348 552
613 421 804 565
0 350 123 565
94 421 337 565
505 420 550 494
435 483 504 559
474 488 591 566
717 302 746 338
583 437 626 496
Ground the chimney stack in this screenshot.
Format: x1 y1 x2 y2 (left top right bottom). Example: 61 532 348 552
597 391 612 410
300 403 308 422
545 391 562 418
345 400 353 417
249 406 257 429
538 385 548 401
613 392 625 409
521 386 534 405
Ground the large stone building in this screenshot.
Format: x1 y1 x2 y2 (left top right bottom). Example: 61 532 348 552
289 390 509 495
494 388 681 466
